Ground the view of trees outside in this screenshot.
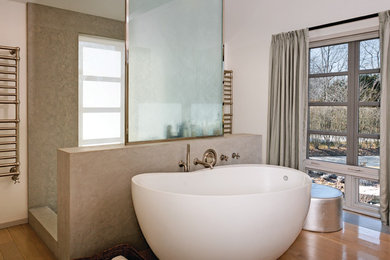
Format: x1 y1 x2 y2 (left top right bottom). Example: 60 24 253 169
308 170 345 194
360 39 380 70
309 43 348 74
308 170 380 206
308 39 380 169
308 39 380 208
359 179 380 206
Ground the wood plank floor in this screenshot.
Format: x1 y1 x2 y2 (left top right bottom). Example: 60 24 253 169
1 221 390 259
142 220 390 260
280 222 390 259
0 224 55 260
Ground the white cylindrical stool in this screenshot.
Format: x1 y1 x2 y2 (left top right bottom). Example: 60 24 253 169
303 183 343 232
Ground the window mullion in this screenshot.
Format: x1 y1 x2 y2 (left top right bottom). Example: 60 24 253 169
352 41 360 166
308 102 348 106
309 71 348 78
346 42 354 165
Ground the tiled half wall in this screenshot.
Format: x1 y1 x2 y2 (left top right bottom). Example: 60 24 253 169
57 134 262 259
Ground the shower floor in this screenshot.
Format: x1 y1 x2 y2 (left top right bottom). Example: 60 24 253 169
29 206 58 257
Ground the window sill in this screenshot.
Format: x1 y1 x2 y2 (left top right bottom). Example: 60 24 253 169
304 158 379 180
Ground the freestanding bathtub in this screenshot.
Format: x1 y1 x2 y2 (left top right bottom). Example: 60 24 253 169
132 164 312 260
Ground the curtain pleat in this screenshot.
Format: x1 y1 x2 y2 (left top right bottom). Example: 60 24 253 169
379 10 390 225
266 29 308 170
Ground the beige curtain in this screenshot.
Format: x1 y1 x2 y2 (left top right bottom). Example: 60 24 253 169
379 11 390 225
266 29 308 170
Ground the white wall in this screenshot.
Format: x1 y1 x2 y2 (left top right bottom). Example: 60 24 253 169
224 0 390 163
0 0 27 227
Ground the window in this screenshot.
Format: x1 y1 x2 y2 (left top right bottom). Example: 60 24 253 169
307 35 380 216
78 35 125 146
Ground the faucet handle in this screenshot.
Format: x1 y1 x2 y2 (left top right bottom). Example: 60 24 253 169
178 160 188 172
178 160 185 167
232 153 240 159
220 154 229 161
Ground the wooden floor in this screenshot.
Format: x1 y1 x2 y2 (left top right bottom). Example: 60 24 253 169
280 222 390 259
0 224 55 260
1 221 390 260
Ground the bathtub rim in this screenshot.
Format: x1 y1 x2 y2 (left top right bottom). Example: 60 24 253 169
131 164 312 198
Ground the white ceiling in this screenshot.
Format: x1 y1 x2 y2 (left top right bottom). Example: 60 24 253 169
11 0 125 21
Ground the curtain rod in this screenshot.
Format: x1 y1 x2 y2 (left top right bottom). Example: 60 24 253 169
309 13 379 31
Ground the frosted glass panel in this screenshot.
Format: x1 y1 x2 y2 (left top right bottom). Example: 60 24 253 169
128 0 223 142
83 113 121 140
83 81 121 108
83 47 121 78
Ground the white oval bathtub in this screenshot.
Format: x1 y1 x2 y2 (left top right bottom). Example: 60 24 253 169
131 164 312 260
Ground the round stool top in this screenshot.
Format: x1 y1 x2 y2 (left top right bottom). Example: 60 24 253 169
311 183 343 198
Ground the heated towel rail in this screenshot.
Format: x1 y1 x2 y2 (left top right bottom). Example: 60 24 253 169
0 45 20 183
223 70 233 134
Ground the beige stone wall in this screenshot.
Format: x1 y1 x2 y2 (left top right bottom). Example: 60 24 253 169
27 3 125 212
57 134 262 259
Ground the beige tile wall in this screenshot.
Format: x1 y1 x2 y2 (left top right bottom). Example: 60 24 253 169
57 134 262 259
27 3 125 212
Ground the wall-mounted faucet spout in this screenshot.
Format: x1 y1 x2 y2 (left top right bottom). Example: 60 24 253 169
193 158 214 169
178 144 190 172
193 149 217 170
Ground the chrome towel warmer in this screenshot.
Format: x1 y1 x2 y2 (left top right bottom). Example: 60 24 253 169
223 70 233 134
0 45 20 183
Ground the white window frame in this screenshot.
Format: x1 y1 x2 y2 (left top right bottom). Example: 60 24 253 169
305 31 380 218
305 159 379 217
78 35 125 146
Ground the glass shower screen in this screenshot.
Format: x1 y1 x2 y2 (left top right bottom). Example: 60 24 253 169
127 0 223 142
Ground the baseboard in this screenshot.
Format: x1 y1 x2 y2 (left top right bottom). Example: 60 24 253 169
0 218 28 229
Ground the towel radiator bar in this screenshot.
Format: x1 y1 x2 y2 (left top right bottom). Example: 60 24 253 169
223 70 233 134
0 45 20 183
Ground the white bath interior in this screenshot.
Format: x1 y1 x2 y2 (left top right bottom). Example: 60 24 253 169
132 165 312 260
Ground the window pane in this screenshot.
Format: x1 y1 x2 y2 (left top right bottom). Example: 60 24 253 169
358 138 380 168
310 44 348 74
360 39 380 70
309 106 347 132
82 47 122 78
359 73 380 102
309 76 347 102
83 113 121 140
308 134 347 164
83 81 121 108
359 179 379 206
308 170 345 195
359 107 380 135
